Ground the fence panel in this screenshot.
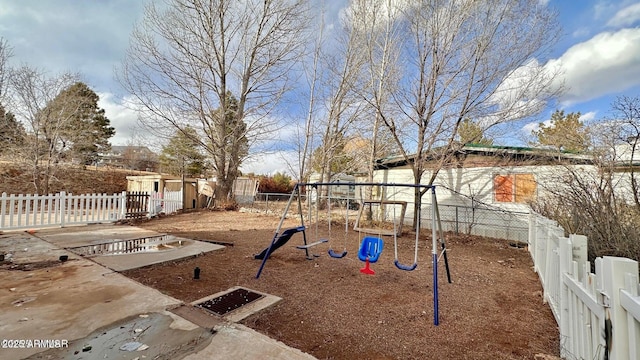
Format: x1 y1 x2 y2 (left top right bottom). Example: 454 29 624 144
530 213 640 359
148 190 183 216
0 191 127 230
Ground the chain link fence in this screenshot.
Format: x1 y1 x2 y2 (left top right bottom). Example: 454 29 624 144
420 203 529 242
244 192 529 242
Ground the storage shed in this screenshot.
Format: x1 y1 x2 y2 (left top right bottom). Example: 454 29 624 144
126 174 205 210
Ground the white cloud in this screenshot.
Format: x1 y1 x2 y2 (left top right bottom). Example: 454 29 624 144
547 28 640 105
97 92 142 146
0 1 144 92
241 151 298 177
579 111 597 122
522 121 541 134
521 117 554 134
488 59 559 124
572 27 590 38
607 3 640 27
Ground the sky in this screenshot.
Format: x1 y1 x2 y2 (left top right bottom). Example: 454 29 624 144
1 0 640 175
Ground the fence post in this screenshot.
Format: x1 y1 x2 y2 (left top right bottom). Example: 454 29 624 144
59 191 66 227
120 191 127 220
570 234 588 281
0 192 6 229
455 206 459 234
558 236 574 358
601 256 639 360
528 212 536 259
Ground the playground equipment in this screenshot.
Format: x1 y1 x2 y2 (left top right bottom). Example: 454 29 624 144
358 236 384 275
254 226 310 260
254 182 451 326
326 185 348 258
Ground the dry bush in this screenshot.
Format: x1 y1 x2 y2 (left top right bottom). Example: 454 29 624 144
532 165 640 262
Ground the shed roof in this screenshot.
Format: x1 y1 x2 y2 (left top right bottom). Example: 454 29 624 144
374 144 594 170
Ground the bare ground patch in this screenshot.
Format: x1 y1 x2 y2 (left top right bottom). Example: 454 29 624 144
122 210 559 360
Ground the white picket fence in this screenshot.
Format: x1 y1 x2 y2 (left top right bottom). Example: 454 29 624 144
0 191 127 230
0 190 185 230
148 190 183 216
529 214 640 359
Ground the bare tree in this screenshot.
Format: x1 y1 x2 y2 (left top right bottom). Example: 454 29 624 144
609 95 640 208
118 0 309 202
8 66 79 194
349 0 402 196
0 38 12 101
532 95 640 261
353 0 561 225
313 9 368 197
291 5 325 184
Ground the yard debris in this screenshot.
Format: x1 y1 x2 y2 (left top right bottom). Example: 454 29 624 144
136 344 149 351
18 317 29 322
119 342 143 351
82 344 92 352
12 296 36 306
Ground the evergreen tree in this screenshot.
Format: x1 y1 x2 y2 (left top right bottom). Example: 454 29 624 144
159 127 207 177
457 119 493 146
532 110 590 152
0 103 25 155
45 82 115 164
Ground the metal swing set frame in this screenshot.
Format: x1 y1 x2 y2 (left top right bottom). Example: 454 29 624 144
255 182 452 326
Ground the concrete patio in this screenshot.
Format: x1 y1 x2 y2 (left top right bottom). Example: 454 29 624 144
0 225 316 359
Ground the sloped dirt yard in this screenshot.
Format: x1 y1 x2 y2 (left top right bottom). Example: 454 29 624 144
122 210 559 359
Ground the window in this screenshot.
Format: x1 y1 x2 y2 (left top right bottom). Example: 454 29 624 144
493 173 536 203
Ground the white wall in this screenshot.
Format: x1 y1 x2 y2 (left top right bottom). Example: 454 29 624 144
369 165 599 241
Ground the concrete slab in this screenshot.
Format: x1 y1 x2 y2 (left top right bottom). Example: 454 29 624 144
31 223 161 248
0 232 70 266
88 238 223 272
0 235 181 359
184 323 317 360
24 311 214 360
0 225 317 360
32 224 224 272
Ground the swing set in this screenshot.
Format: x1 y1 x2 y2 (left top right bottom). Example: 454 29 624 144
254 182 451 325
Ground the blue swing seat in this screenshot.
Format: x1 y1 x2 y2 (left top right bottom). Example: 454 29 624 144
358 236 384 263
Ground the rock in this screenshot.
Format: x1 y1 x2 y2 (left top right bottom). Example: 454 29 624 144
139 314 149 318
134 328 143 333
9 288 16 292
18 317 29 322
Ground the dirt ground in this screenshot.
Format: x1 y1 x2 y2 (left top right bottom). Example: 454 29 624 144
122 209 559 360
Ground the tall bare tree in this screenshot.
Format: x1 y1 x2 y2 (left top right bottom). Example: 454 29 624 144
353 0 561 225
608 95 640 208
8 66 79 194
0 38 12 102
293 6 325 184
350 0 402 198
118 0 309 202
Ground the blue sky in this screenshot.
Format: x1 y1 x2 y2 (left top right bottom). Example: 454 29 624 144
1 0 640 175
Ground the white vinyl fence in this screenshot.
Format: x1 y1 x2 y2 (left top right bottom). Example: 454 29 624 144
0 191 127 230
0 190 185 230
148 190 183 216
530 214 640 359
